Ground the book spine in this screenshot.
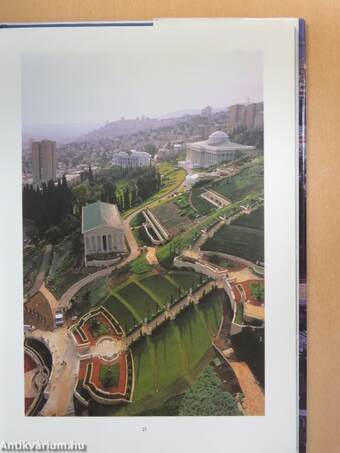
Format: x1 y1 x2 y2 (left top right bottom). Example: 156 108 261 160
298 18 307 453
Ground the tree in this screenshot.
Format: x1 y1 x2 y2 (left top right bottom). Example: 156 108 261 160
250 282 264 302
23 176 74 237
72 183 89 214
71 230 83 254
103 180 116 204
136 167 161 202
230 127 264 150
88 164 94 186
61 174 73 215
178 366 241 416
123 185 130 210
45 225 62 244
130 184 138 207
116 193 122 211
143 143 157 157
59 214 79 237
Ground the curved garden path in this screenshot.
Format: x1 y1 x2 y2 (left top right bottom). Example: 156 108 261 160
58 173 187 309
58 218 139 308
213 338 264 416
29 244 53 297
228 360 264 415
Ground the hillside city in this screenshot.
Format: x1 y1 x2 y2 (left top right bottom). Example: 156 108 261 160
23 102 265 417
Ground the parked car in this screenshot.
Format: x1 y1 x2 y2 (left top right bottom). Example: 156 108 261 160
55 310 64 327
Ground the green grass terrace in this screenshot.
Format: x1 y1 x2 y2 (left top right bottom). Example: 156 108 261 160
150 192 199 237
103 270 208 335
202 206 264 264
210 156 263 202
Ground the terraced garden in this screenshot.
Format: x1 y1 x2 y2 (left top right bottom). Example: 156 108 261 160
104 295 139 334
119 283 160 319
211 157 263 202
91 288 226 416
101 270 204 334
190 187 216 215
202 206 264 264
197 290 226 337
232 205 264 230
167 270 202 292
151 193 199 237
123 162 186 219
140 275 179 306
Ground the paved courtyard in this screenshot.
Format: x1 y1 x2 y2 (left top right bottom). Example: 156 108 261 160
229 267 262 283
92 336 125 361
30 326 79 416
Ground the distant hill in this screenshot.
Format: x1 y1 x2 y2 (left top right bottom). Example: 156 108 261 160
79 107 229 142
160 109 201 119
160 107 227 119
22 122 102 147
79 116 185 142
22 105 230 147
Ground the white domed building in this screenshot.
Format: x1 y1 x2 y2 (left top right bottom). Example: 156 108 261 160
186 131 255 168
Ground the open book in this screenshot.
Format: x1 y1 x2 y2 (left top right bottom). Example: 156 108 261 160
0 18 306 453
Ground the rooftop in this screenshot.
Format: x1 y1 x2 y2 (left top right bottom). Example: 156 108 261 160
82 201 123 233
115 150 151 158
208 131 230 145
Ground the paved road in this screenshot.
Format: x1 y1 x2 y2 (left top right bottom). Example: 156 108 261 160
39 282 59 313
213 338 264 416
29 244 53 297
228 359 264 416
193 219 226 251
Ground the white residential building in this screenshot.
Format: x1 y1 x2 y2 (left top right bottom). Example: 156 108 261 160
112 150 151 168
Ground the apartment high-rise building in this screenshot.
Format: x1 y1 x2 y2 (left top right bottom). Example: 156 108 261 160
31 140 57 185
226 102 264 133
201 105 212 119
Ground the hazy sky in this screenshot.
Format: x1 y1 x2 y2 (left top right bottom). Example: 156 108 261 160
22 51 262 126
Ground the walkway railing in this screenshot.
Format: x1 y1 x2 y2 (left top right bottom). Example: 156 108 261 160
125 280 217 346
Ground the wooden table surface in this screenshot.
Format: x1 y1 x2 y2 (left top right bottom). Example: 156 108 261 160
1 1 339 451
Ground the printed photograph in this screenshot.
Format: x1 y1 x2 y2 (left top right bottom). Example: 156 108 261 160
22 48 264 417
